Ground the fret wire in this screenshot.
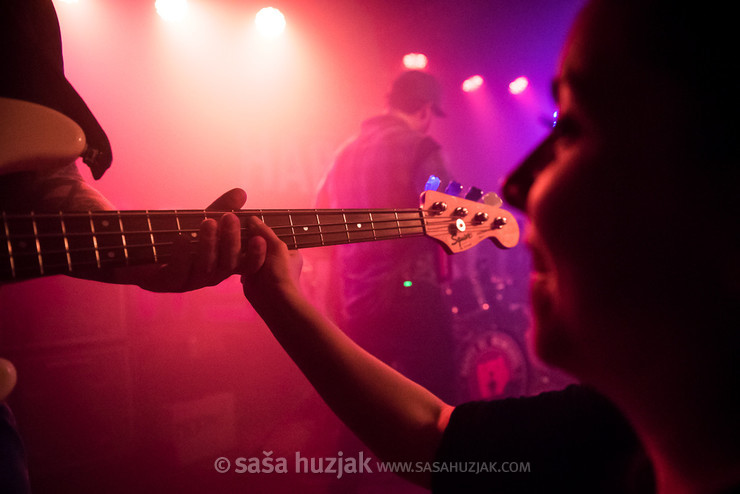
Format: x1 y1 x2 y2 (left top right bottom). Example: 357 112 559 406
369 212 377 241
3 212 16 278
342 210 350 243
287 211 298 249
174 210 182 237
88 211 101 269
317 211 325 246
146 210 158 263
60 211 72 272
116 211 130 267
31 212 44 275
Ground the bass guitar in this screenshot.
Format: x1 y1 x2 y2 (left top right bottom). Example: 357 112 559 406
0 96 520 283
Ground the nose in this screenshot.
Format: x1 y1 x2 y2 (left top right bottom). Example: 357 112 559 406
502 133 555 212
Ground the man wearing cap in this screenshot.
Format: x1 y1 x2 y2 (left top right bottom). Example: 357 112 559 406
315 70 456 405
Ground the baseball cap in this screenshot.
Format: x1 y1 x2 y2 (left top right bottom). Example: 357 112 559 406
387 70 446 117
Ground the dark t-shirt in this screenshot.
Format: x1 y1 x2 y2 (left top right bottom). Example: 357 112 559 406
432 385 654 493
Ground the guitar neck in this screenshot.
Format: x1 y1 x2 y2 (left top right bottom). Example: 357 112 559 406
0 208 425 282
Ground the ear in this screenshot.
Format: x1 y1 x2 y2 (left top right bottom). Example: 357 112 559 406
415 103 433 131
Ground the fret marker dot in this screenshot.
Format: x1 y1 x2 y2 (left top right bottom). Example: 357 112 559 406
107 251 115 258
356 223 362 229
191 233 198 238
102 220 110 227
19 241 27 249
303 226 309 231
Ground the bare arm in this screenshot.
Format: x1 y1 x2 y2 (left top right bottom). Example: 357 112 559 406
240 216 454 488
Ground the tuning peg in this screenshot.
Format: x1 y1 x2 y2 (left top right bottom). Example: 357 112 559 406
465 186 483 202
482 192 503 208
424 175 441 191
444 181 464 196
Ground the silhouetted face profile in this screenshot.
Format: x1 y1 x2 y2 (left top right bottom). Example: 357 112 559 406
504 1 716 382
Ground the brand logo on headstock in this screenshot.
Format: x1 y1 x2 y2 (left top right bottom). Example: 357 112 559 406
451 232 473 247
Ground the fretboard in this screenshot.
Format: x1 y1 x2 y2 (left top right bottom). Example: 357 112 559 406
0 208 425 281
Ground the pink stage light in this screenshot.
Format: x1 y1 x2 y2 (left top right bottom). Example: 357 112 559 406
462 75 484 93
403 53 428 70
508 76 529 95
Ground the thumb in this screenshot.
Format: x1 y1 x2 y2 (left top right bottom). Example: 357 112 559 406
206 188 247 211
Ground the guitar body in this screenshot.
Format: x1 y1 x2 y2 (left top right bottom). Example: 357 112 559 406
0 97 87 175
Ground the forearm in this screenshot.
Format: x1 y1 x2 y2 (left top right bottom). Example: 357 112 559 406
248 282 453 487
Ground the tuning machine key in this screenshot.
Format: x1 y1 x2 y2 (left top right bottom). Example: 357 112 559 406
482 192 503 208
424 175 442 191
492 216 508 229
465 186 483 202
444 181 464 196
430 201 448 214
473 211 489 224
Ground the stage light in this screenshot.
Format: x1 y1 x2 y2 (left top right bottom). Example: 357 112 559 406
508 76 529 95
155 0 188 22
462 75 484 93
403 53 428 70
255 7 286 38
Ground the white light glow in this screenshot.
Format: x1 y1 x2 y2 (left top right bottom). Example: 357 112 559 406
462 75 484 93
403 53 428 70
508 76 529 95
155 0 189 22
255 7 286 38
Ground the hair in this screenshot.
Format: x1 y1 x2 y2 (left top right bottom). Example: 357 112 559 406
592 0 736 171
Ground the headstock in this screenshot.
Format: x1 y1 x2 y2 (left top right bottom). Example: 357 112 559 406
420 182 519 254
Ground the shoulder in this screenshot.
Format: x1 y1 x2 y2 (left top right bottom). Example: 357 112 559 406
438 385 641 469
433 386 651 493
0 163 113 211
